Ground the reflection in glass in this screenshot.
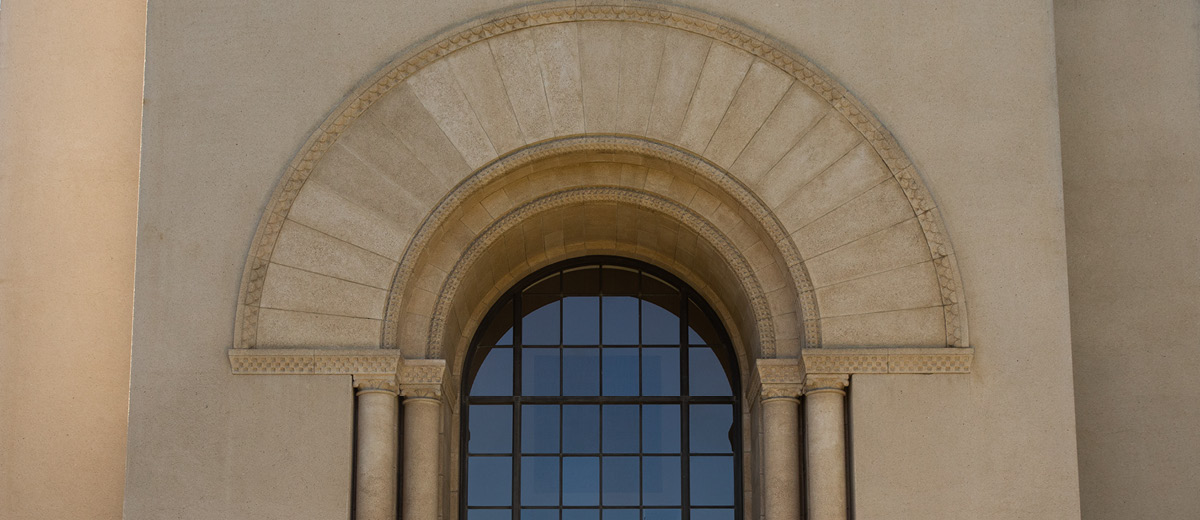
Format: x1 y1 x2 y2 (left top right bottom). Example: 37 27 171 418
563 405 600 453
601 510 638 520
522 405 559 454
470 347 512 396
523 297 560 345
601 296 639 345
563 296 600 345
562 510 599 520
563 266 600 295
469 405 512 454
562 457 599 506
689 347 732 396
642 456 682 505
689 404 734 454
468 457 511 506
601 266 638 295
641 348 679 396
467 509 511 520
642 405 680 454
641 272 676 294
644 510 682 520
641 295 680 345
522 456 560 506
687 299 718 346
523 348 560 396
562 348 600 396
690 509 734 520
522 510 558 520
602 405 639 453
690 456 735 506
602 457 639 505
601 348 638 396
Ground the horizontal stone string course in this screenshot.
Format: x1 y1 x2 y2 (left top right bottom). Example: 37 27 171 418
802 348 974 374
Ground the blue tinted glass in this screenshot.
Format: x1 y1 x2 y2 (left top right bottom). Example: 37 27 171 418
470 347 512 396
601 457 639 505
562 510 599 520
641 348 679 396
688 347 731 396
523 298 560 345
523 348 560 396
690 509 734 520
689 456 734 506
522 510 558 520
690 404 733 454
601 348 638 396
642 405 680 454
602 405 639 453
601 296 639 345
468 509 511 520
563 297 600 345
522 405 559 454
642 456 681 505
563 405 600 453
643 510 681 520
562 457 600 506
469 405 512 454
468 457 511 506
601 510 638 520
521 456 560 506
687 299 718 346
562 348 600 396
641 296 680 345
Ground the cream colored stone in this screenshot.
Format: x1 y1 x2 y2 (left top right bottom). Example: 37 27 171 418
675 43 754 152
531 23 585 136
310 141 428 228
773 141 890 231
271 219 397 289
370 83 473 184
646 30 710 142
803 218 931 288
762 397 802 520
287 182 410 260
447 42 526 153
409 59 498 169
821 306 945 348
355 383 399 520
805 375 849 520
402 398 442 520
704 60 793 168
815 261 942 317
755 112 861 208
790 179 915 257
616 23 666 135
259 263 389 319
578 21 623 133
256 308 382 349
730 83 828 185
337 108 454 204
488 30 555 143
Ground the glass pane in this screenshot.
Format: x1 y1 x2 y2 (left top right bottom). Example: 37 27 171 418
527 272 561 294
470 347 513 396
641 272 676 294
562 348 600 396
601 457 639 505
602 405 639 454
481 299 515 346
601 348 638 396
522 510 558 520
523 348 560 396
468 509 511 520
688 347 732 396
642 405 680 454
562 510 599 520
690 510 734 520
687 299 718 346
642 456 681 505
562 456 600 506
690 404 734 454
601 510 638 520
523 405 560 454
601 266 638 295
601 296 639 345
643 510 681 520
468 457 511 506
689 456 734 506
563 297 600 345
469 405 512 454
563 266 600 295
523 297 560 345
640 348 679 396
564 405 600 453
641 296 680 345
521 456 560 506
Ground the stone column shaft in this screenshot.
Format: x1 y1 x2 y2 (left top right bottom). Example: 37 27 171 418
354 375 400 520
753 359 805 520
399 360 447 520
804 375 850 520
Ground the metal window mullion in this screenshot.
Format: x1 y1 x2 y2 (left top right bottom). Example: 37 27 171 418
681 289 691 520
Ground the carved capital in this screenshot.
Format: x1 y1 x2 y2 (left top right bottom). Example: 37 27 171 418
804 374 850 396
751 358 805 402
353 374 399 395
399 359 447 401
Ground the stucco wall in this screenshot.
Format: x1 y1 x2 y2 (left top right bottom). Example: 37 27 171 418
125 1 1081 518
1056 1 1200 518
0 1 144 518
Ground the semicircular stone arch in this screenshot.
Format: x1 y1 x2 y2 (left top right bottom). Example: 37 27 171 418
235 3 968 357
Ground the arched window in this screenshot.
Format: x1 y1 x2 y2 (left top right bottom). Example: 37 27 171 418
461 257 741 520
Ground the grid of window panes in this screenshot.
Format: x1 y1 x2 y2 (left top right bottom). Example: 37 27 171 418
463 259 740 520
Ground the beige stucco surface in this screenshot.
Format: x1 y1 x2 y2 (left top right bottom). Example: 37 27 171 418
124 1 1081 518
0 1 145 518
1056 1 1200 518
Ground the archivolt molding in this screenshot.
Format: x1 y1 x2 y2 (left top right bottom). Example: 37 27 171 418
383 135 817 353
423 186 775 359
234 2 969 352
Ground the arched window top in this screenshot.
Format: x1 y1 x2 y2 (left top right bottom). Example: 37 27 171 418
462 257 741 520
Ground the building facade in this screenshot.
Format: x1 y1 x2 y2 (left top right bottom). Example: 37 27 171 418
1 1 1197 519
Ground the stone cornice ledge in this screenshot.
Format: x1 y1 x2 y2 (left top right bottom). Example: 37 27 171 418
802 347 974 374
228 349 404 375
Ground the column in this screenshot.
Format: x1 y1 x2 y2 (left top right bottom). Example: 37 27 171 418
754 359 805 520
354 374 400 520
804 374 850 520
399 360 447 520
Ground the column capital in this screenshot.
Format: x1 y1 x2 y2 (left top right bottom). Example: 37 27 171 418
354 374 399 395
398 359 447 400
804 374 849 396
751 358 805 402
